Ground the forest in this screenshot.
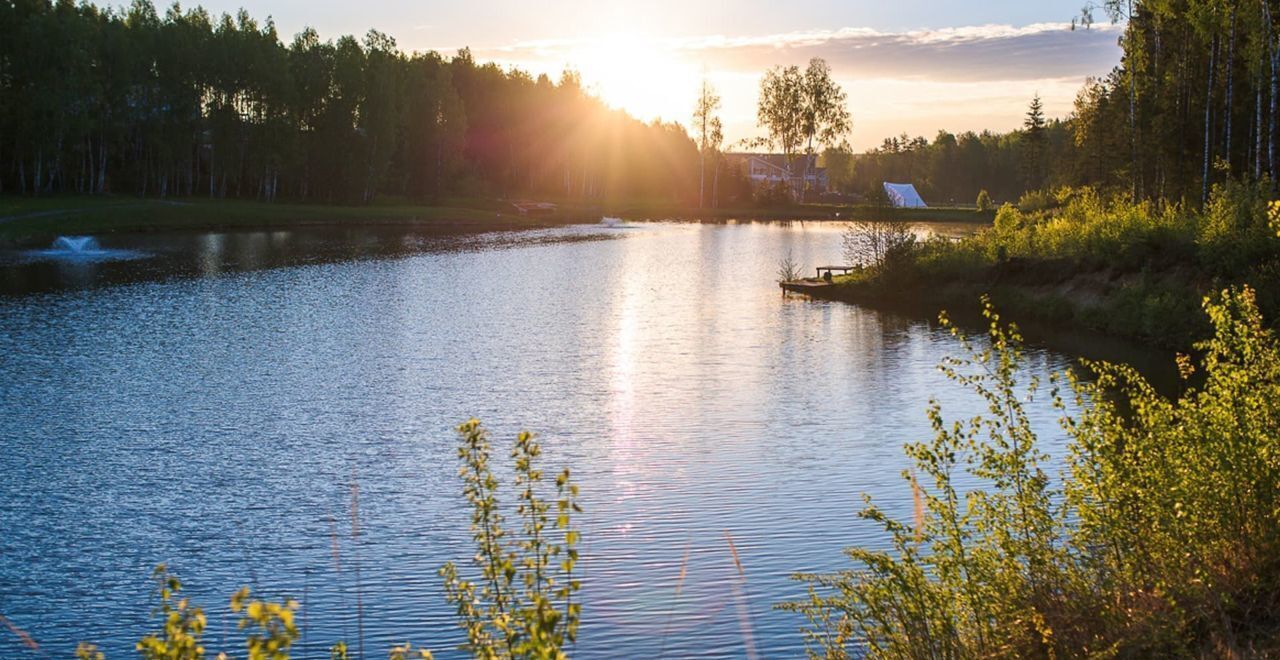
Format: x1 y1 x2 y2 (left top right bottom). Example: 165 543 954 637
8 0 1278 211
829 0 1280 209
0 0 701 205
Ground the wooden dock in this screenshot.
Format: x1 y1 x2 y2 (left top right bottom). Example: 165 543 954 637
780 279 838 294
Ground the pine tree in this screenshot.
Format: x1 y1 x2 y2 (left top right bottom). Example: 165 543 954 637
1022 94 1047 190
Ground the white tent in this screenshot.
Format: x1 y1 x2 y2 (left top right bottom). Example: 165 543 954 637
883 182 928 208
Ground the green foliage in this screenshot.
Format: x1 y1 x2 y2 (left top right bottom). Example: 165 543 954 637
78 419 578 660
440 420 582 659
1198 177 1276 275
975 189 993 212
757 58 850 177
786 288 1280 656
841 181 1280 348
0 1 700 204
388 642 435 659
136 565 209 660
842 220 916 270
754 179 795 207
1015 189 1056 213
230 588 300 660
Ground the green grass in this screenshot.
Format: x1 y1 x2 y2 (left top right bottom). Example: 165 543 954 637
599 199 995 223
0 194 993 246
0 195 587 246
806 183 1280 349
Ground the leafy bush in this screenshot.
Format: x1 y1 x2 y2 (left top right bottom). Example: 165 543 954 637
132 564 302 660
784 288 1280 657
976 189 994 212
1016 189 1056 213
1198 177 1275 276
842 220 916 270
440 420 582 659
754 179 794 207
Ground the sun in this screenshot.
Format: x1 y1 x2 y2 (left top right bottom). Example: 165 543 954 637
565 33 699 123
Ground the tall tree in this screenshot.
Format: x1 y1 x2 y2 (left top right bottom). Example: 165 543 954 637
756 64 806 179
1023 94 1048 190
692 78 722 209
755 58 851 201
798 58 852 201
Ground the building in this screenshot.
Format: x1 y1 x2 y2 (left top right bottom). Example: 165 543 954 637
723 153 828 199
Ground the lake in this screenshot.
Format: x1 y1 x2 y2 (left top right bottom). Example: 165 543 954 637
0 220 1162 657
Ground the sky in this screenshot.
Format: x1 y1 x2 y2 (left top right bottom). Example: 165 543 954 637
188 0 1125 151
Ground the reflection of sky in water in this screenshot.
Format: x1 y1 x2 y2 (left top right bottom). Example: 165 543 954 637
0 221 1166 657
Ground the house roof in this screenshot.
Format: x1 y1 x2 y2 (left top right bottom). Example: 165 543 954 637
725 153 826 178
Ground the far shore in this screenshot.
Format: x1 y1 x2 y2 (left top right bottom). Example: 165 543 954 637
0 194 994 246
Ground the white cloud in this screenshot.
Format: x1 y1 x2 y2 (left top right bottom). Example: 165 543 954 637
465 22 1124 149
674 22 1123 82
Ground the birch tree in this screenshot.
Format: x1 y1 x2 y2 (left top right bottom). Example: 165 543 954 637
692 78 722 209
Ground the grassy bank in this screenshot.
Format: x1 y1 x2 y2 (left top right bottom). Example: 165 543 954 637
0 195 608 246
789 288 1280 657
797 184 1280 350
602 199 995 223
0 194 994 247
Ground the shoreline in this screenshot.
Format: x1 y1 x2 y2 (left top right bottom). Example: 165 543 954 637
0 194 993 247
781 274 1182 389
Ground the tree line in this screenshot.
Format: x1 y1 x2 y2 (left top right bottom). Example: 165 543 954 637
0 0 701 204
825 0 1280 208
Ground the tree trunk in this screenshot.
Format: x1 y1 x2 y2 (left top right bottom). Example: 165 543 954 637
1224 0 1238 173
712 154 721 209
1204 34 1219 204
698 147 706 209
97 138 107 194
1257 79 1264 180
1127 0 1140 200
1268 1 1279 189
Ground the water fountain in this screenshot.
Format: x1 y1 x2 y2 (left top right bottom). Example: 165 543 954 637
50 236 103 254
22 234 143 263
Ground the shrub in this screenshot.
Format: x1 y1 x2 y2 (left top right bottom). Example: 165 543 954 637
754 179 794 206
785 288 1280 657
440 420 582 659
976 189 994 212
1016 189 1056 213
1197 178 1275 277
133 564 302 660
778 250 803 282
842 220 916 269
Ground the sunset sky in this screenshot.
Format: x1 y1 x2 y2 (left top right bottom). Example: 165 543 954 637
193 0 1125 150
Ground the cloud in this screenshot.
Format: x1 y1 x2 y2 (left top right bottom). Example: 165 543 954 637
463 22 1125 150
687 23 1122 82
478 22 1123 84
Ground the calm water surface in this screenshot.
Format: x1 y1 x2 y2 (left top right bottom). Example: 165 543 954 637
0 220 1157 657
